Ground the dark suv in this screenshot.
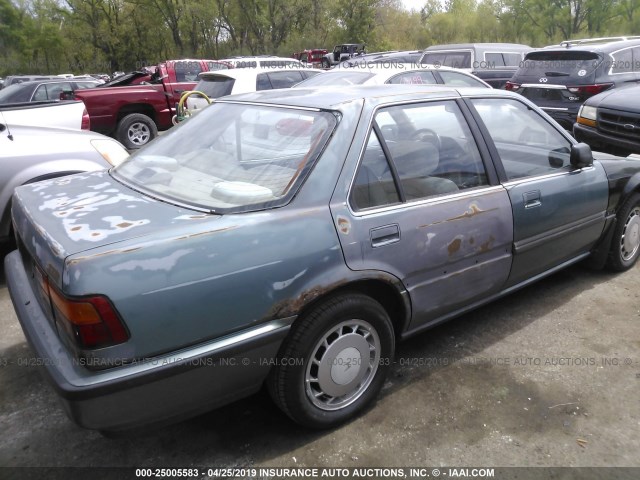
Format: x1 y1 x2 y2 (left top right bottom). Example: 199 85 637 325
507 37 640 129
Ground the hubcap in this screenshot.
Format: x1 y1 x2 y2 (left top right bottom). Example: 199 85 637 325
621 206 640 262
305 320 380 411
128 122 151 145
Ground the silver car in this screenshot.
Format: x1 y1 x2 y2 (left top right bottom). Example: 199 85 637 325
0 124 128 240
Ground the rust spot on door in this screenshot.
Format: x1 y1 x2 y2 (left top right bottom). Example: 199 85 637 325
448 238 462 255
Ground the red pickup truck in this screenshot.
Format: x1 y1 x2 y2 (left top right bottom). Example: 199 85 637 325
74 59 228 149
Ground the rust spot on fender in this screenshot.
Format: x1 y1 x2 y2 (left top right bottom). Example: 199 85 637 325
116 222 133 229
336 216 351 235
267 280 347 319
448 238 462 255
71 226 81 232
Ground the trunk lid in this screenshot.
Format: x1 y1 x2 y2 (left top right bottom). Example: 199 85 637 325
12 170 209 290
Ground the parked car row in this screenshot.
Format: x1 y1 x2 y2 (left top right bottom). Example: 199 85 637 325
5 84 640 434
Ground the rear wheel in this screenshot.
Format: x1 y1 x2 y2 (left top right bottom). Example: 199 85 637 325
607 193 640 271
321 59 330 69
116 113 158 149
268 293 394 428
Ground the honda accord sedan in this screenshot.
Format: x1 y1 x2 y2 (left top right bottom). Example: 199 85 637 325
5 85 640 433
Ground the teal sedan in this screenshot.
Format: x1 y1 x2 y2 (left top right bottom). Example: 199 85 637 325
5 85 640 433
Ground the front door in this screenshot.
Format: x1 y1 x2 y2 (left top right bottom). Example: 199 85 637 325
468 97 609 287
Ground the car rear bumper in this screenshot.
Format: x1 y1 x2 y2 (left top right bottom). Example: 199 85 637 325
574 123 640 154
5 250 293 431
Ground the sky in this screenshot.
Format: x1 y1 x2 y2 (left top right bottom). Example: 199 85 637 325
401 0 426 11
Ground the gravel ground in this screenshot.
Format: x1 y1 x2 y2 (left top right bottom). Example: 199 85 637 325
0 245 638 479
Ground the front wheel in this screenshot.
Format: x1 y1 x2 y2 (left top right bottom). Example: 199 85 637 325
607 193 640 271
268 293 394 428
321 59 330 69
116 113 158 149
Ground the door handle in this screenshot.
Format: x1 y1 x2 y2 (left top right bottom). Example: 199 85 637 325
370 224 400 247
523 190 541 209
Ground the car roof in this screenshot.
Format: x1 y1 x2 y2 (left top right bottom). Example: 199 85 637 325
298 67 491 88
219 84 509 109
425 43 531 50
18 78 99 85
198 67 319 81
332 64 457 73
539 37 640 53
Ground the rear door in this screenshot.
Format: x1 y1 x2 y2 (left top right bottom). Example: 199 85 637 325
468 97 608 286
330 99 514 333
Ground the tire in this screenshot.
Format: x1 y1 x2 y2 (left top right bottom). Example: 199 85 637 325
116 113 158 149
607 192 640 271
268 292 394 429
321 59 330 69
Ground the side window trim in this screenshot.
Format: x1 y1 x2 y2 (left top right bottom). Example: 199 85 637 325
348 128 402 211
456 98 501 186
372 122 406 203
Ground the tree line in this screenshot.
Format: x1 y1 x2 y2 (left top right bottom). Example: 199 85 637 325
1 0 639 76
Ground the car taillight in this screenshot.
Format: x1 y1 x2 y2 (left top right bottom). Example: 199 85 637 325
36 265 128 349
505 81 520 91
81 107 91 130
567 83 613 96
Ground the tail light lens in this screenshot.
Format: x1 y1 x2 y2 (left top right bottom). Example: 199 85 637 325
36 265 128 349
567 83 613 97
505 81 520 91
81 107 91 130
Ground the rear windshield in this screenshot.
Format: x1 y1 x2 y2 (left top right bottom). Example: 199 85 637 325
422 51 472 68
519 50 601 79
297 71 375 86
113 103 338 213
195 76 236 98
0 83 33 103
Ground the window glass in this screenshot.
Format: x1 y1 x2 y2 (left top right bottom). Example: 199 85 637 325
471 98 573 180
387 71 437 85
612 47 633 73
267 71 304 88
502 53 523 67
376 101 486 199
195 76 235 97
115 103 336 212
485 52 523 67
351 132 400 210
256 73 272 90
438 71 487 87
45 82 71 100
174 61 203 82
485 53 506 67
422 51 472 68
297 71 374 87
32 85 48 101
74 81 99 89
351 101 488 209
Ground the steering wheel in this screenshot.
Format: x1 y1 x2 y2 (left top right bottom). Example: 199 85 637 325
410 128 441 150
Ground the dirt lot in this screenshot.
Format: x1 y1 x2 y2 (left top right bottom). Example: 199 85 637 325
0 243 639 478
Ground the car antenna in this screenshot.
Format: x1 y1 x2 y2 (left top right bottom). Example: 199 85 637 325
0 111 14 141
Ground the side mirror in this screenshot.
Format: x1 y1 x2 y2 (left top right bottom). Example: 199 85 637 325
570 142 593 168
